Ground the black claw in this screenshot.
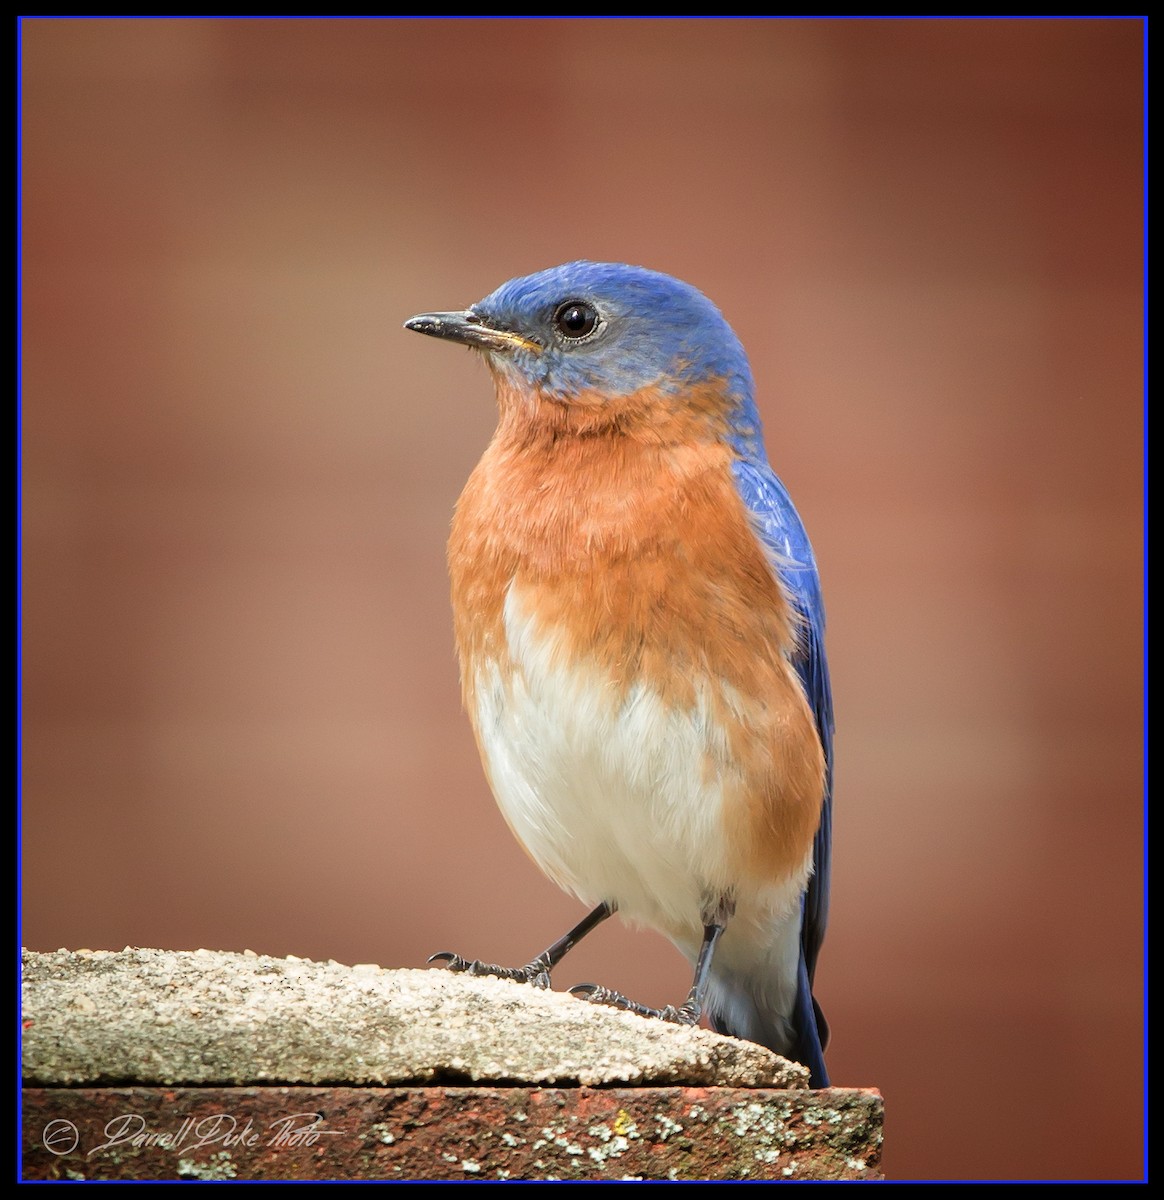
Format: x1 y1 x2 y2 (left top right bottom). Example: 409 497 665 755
428 951 552 987
570 984 701 1025
569 983 657 1019
428 951 470 971
658 1002 700 1027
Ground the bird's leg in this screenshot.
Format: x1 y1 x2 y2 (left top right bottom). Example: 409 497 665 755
570 896 734 1025
428 901 616 989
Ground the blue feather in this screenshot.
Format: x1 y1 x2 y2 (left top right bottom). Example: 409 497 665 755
732 455 834 1088
474 261 758 411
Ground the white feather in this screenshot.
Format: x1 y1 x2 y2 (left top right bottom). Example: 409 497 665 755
471 583 809 1038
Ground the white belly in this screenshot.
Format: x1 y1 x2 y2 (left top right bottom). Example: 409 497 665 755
470 586 804 945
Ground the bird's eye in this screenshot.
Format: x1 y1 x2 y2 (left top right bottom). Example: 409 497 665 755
553 301 599 340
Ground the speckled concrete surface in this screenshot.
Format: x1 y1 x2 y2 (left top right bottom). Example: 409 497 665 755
21 947 807 1088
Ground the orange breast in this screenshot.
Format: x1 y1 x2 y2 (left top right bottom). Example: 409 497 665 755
448 380 825 886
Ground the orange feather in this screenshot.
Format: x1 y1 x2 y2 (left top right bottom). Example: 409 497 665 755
448 375 825 887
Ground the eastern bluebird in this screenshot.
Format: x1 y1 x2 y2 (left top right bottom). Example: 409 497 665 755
405 262 833 1087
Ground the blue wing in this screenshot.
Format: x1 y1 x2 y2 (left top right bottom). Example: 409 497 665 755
732 457 834 1087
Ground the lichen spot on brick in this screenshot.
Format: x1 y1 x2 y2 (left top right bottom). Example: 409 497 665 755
655 1114 684 1141
612 1111 639 1139
586 1134 630 1166
177 1153 237 1181
729 1101 785 1140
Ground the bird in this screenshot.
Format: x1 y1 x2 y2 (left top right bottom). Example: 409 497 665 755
404 262 834 1087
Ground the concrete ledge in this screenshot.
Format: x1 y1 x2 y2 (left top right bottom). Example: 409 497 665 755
21 949 883 1180
22 948 805 1089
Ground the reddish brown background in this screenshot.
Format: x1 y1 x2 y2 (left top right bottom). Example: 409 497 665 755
20 18 1143 1182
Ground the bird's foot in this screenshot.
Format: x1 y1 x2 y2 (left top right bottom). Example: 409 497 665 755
568 983 700 1026
428 951 552 989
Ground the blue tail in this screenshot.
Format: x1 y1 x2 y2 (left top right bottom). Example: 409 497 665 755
791 950 830 1088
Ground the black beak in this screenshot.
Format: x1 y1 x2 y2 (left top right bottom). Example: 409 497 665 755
403 310 541 354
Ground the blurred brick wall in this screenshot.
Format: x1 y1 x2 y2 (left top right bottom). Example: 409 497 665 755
21 19 1142 1180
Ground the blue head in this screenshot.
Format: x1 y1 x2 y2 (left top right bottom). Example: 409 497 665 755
406 261 764 457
